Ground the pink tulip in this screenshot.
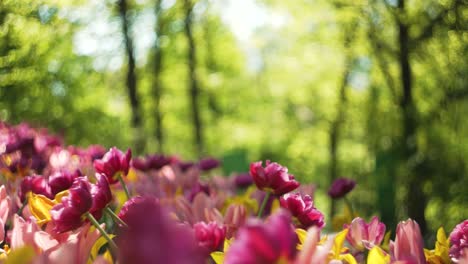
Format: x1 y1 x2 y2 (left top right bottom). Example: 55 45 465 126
11 214 40 250
225 210 298 264
0 185 11 243
295 226 334 264
391 219 426 264
280 193 325 229
194 221 226 253
93 147 131 184
449 220 468 262
345 216 386 251
249 161 300 195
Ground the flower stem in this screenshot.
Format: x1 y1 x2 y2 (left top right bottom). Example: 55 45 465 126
105 206 127 228
257 192 271 218
344 196 355 218
18 198 27 216
85 212 118 251
117 174 131 200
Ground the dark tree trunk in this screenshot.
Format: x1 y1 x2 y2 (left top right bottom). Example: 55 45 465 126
153 0 164 153
183 0 203 157
397 0 427 234
118 0 144 153
329 24 354 218
367 16 398 230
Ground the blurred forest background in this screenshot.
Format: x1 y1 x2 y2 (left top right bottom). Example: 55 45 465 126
1 0 467 236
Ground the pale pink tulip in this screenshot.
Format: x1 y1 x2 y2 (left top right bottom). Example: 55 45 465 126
391 219 426 264
295 226 334 264
345 216 386 251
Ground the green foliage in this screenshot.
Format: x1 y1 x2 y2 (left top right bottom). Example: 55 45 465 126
1 0 467 234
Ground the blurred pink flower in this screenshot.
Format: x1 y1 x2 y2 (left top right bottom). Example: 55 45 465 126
225 210 298 264
391 219 426 264
345 216 386 251
224 204 248 238
280 193 325 229
93 147 131 184
449 219 468 261
35 223 101 264
117 196 203 264
250 161 300 195
0 185 11 243
10 214 40 251
295 226 334 264
328 177 356 199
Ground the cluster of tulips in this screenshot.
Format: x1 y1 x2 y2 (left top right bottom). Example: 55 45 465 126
0 121 467 264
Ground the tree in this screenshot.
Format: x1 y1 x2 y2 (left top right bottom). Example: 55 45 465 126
183 0 203 157
118 0 144 153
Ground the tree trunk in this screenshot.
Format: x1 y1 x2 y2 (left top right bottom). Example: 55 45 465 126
329 24 354 219
118 0 144 153
153 0 164 153
183 0 203 157
397 0 427 234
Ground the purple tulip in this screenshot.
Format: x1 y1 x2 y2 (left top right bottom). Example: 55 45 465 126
50 177 93 233
146 154 173 170
249 161 300 195
93 147 131 184
225 210 298 264
345 216 386 251
449 220 468 261
234 173 254 188
89 174 113 220
198 157 221 171
280 193 325 229
328 177 356 199
19 175 52 201
48 170 80 196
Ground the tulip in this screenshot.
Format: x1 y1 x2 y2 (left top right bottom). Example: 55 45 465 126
449 220 468 262
249 161 300 195
345 216 386 251
224 204 247 239
198 157 221 171
146 154 173 170
89 174 112 220
328 177 356 199
234 173 254 189
225 210 298 264
93 147 131 184
50 177 93 233
117 196 204 264
48 170 80 196
392 219 426 264
194 221 226 253
20 175 53 201
280 193 325 229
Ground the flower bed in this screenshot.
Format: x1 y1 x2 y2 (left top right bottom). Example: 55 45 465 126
0 122 466 264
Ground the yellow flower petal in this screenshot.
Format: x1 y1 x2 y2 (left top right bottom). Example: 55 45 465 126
5 246 36 264
28 192 55 225
332 228 349 258
296 228 307 250
340 253 358 264
211 252 224 264
368 246 390 264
